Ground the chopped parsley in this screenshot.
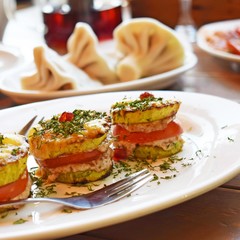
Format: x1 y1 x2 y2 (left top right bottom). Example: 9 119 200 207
182 163 192 167
161 174 176 180
0 134 3 145
11 147 20 156
195 149 203 157
32 109 108 138
151 173 159 181
32 184 57 198
111 96 165 112
13 218 28 224
159 161 174 172
65 192 83 197
62 208 72 213
29 168 57 198
227 137 234 142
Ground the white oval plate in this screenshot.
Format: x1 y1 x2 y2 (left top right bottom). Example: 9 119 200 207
197 19 240 62
0 51 197 104
0 91 240 240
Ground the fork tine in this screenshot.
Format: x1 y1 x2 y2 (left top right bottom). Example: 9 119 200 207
107 172 151 197
101 172 153 205
18 115 38 135
98 169 149 195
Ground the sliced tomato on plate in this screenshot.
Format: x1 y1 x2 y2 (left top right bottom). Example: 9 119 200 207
227 38 240 55
112 147 128 161
38 149 102 168
0 170 28 202
236 27 240 36
112 121 183 144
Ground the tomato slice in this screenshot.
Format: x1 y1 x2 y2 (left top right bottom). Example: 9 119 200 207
38 149 102 168
227 39 240 55
112 121 183 144
236 27 240 36
0 170 28 202
112 147 128 161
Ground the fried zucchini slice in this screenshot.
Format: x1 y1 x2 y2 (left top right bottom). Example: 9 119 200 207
55 164 112 184
28 109 111 160
133 138 184 159
111 95 180 124
0 133 28 186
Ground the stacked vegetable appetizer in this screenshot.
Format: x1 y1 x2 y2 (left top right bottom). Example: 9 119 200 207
28 110 112 184
111 92 184 161
0 133 31 212
0 92 184 212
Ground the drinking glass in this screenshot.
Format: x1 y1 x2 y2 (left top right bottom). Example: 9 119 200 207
175 0 196 43
40 0 124 53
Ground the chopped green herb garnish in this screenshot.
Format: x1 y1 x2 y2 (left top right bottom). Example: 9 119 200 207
65 191 83 197
151 173 159 181
11 147 20 156
195 149 203 157
111 96 164 112
227 137 234 142
62 208 73 213
13 218 28 224
32 109 108 138
182 163 192 167
161 174 176 180
0 134 4 145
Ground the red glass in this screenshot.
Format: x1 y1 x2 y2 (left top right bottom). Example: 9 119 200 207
42 1 123 54
92 5 122 41
42 4 80 54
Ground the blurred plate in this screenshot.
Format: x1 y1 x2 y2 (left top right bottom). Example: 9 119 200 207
197 19 240 63
0 44 23 74
0 49 197 104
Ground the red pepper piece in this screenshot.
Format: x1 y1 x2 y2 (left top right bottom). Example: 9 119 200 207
140 92 154 100
59 112 74 122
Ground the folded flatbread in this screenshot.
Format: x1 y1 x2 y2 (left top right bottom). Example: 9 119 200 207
113 18 185 82
21 45 102 91
66 22 119 84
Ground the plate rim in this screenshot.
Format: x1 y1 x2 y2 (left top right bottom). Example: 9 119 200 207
0 44 24 74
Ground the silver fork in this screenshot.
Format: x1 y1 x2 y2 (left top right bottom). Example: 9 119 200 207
18 115 38 135
0 169 153 209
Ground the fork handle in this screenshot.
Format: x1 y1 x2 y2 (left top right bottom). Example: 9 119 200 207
0 197 92 209
0 198 57 208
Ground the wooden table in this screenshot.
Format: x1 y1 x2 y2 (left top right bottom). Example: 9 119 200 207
131 0 240 29
1 5 240 240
